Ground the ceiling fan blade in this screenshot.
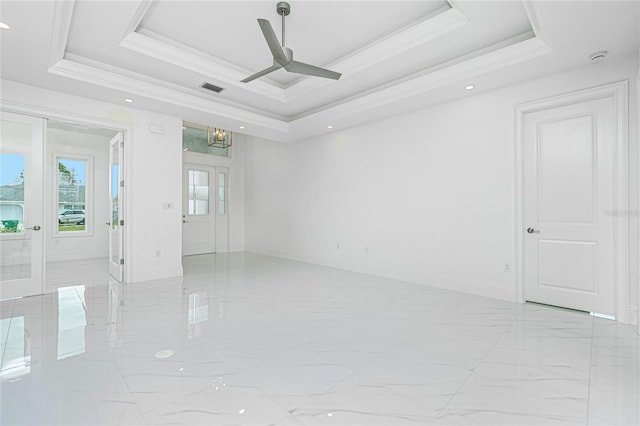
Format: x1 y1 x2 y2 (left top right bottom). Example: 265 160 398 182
241 64 282 83
257 19 288 65
284 61 342 80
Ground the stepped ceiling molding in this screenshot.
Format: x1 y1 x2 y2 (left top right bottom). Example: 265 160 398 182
1 1 638 141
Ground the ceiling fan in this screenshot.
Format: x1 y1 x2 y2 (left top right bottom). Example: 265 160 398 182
241 2 342 83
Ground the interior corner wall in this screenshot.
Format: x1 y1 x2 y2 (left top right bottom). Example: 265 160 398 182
244 54 639 313
1 80 184 283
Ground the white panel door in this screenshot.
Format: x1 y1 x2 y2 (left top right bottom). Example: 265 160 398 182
0 111 45 299
182 165 216 256
108 133 124 281
524 97 615 315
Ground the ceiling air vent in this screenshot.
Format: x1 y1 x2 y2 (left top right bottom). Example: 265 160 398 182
200 82 224 93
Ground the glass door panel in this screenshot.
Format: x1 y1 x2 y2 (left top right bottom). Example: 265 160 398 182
0 111 45 299
182 164 216 256
108 133 123 282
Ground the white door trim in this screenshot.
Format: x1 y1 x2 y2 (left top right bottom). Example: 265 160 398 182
637 72 640 333
1 101 133 284
182 151 232 255
108 132 125 282
514 81 630 323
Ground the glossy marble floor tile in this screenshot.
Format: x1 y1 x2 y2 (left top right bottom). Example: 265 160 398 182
1 252 638 425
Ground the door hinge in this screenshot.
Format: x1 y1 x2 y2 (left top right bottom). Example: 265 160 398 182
119 259 124 265
120 141 124 148
120 180 124 187
120 219 124 226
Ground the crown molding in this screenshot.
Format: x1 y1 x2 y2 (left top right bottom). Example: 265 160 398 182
45 0 552 142
47 58 289 134
48 0 75 66
122 1 153 37
120 29 286 102
289 31 544 121
47 31 550 142
522 0 546 42
119 3 469 102
290 36 552 135
284 6 470 101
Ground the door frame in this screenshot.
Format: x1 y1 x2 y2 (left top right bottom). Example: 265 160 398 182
0 111 46 298
1 101 132 285
514 81 630 323
637 72 640 334
182 162 217 256
109 132 125 281
182 151 232 257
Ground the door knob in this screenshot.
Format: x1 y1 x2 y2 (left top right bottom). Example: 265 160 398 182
27 225 41 231
105 222 111 225
526 227 540 234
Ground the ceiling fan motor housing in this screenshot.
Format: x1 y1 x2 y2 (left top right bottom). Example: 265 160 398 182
277 2 290 16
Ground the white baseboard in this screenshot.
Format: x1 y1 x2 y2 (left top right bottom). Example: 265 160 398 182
245 246 514 303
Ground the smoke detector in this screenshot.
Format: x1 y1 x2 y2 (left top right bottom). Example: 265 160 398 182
589 51 608 63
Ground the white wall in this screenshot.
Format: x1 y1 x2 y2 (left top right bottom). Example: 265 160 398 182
1 80 184 283
128 116 183 282
46 129 110 262
244 55 639 321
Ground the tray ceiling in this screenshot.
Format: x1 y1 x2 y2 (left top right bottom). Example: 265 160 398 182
0 1 638 141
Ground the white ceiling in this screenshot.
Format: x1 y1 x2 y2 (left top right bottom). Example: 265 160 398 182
0 1 638 142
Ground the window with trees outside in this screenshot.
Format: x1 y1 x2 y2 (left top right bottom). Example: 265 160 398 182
0 153 25 233
57 157 88 233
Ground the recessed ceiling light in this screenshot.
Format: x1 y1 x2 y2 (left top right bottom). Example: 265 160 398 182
124 98 134 103
0 22 10 30
327 125 333 129
239 126 245 129
465 84 475 90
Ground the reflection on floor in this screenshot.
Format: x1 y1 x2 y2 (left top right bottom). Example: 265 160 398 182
46 257 113 292
1 252 638 425
0 257 113 292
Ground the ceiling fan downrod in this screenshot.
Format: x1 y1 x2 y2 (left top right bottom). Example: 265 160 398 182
277 2 290 47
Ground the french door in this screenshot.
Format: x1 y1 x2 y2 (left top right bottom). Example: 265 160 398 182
109 132 124 281
0 111 45 299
